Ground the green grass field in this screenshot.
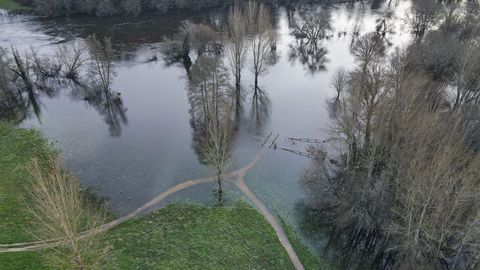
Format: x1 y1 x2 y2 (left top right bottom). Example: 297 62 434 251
0 122 54 269
104 203 296 269
0 0 27 10
0 123 329 269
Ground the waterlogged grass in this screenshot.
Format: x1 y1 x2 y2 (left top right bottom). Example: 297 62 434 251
0 0 28 10
103 203 296 269
281 219 337 270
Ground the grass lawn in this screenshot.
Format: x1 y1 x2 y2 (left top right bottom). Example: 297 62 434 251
0 0 28 10
104 203 296 269
0 123 330 269
0 122 55 269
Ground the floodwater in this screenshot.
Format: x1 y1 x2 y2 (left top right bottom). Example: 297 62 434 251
0 0 411 264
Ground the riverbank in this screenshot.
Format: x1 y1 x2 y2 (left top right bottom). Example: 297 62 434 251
0 0 27 10
0 123 330 269
0 0 222 17
0 122 54 269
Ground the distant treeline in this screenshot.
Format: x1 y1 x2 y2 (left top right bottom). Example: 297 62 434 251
14 0 227 16
13 0 365 17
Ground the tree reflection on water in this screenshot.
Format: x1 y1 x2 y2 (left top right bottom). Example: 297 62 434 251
187 55 234 205
288 9 331 74
0 39 128 137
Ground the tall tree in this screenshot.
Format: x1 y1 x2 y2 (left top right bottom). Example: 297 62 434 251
188 56 234 205
225 4 248 114
246 1 277 96
28 157 109 270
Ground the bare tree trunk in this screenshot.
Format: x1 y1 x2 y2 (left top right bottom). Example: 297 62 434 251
254 73 259 96
217 170 223 206
235 71 241 116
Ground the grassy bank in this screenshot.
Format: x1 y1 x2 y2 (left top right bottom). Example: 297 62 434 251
0 123 56 244
0 0 28 10
0 122 54 269
0 123 326 269
104 203 296 269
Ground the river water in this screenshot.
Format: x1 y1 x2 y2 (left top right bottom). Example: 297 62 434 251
0 0 411 263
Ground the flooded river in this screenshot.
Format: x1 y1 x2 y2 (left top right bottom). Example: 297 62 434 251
0 0 412 263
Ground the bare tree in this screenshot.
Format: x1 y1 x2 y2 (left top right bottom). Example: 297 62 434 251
189 23 221 56
31 48 62 80
86 35 115 91
0 48 24 120
288 9 331 75
350 33 385 72
375 10 395 45
0 48 11 93
201 109 234 205
291 11 332 43
188 56 234 205
162 22 193 76
28 157 109 270
405 0 440 40
9 47 43 120
451 40 480 110
246 1 277 95
11 47 34 94
57 41 88 80
162 22 220 77
330 68 348 101
302 41 480 269
225 4 248 112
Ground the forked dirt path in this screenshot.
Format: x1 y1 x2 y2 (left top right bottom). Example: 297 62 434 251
233 175 305 270
0 149 305 270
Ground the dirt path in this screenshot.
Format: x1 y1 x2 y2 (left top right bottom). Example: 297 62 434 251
0 149 305 270
232 159 305 270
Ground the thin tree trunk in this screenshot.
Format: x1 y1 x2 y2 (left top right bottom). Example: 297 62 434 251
254 73 259 96
217 170 223 206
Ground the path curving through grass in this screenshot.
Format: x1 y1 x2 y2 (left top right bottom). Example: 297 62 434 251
0 148 305 270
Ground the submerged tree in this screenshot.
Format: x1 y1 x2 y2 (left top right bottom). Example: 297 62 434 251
225 4 248 113
0 39 128 136
201 108 234 205
250 88 270 134
188 56 234 205
0 49 9 93
56 40 88 80
289 9 331 74
291 9 332 42
289 38 328 74
84 35 127 136
86 35 115 91
0 51 28 121
8 48 43 121
75 84 128 137
301 20 480 268
406 0 440 41
375 10 395 45
163 22 221 76
327 68 348 118
246 1 277 95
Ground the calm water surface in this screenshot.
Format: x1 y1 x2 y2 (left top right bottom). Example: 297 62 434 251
0 0 412 259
